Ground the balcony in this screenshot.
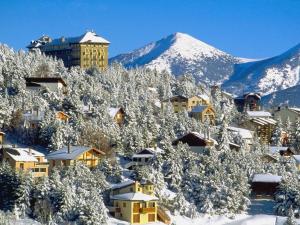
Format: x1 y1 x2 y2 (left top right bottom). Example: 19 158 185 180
139 207 155 213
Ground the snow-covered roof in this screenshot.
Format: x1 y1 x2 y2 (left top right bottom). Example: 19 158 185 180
0 131 5 135
247 111 271 117
132 154 154 158
293 155 300 163
251 117 277 126
108 107 122 118
289 107 300 113
111 192 159 201
269 146 289 154
190 132 218 145
5 148 45 162
197 94 210 101
46 146 105 160
45 31 109 46
228 126 253 139
191 105 208 113
252 174 282 183
111 180 135 190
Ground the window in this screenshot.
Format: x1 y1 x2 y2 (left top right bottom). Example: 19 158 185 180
20 163 24 170
123 202 126 207
40 168 46 172
130 187 133 192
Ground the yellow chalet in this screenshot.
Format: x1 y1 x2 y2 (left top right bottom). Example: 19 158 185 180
187 95 210 111
190 105 216 125
165 95 210 113
109 107 125 125
46 146 105 171
2 147 48 178
109 180 170 224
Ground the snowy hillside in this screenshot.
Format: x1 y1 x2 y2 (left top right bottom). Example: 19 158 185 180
261 84 300 107
110 32 245 83
222 43 300 96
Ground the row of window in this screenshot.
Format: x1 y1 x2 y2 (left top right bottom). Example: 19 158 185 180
31 168 47 173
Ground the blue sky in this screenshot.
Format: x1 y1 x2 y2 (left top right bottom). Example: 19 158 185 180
0 0 299 58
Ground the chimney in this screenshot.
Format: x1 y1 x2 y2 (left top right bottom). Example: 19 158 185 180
67 143 71 154
28 148 32 155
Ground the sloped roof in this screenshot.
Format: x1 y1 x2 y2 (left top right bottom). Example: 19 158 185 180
111 192 159 201
25 77 67 86
111 180 135 190
173 132 217 146
197 94 210 101
165 95 188 102
247 111 271 117
5 148 45 162
108 107 123 118
289 108 300 114
228 126 253 139
269 146 289 154
46 146 105 160
45 31 110 46
252 174 282 183
251 117 277 125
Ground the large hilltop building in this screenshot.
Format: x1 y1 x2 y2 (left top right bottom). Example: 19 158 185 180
27 31 110 69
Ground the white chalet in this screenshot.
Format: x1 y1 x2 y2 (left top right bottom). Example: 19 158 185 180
25 77 67 94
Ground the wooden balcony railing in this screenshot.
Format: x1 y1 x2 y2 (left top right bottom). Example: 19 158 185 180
139 207 155 213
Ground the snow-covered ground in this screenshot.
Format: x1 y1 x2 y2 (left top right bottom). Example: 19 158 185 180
108 199 300 225
108 214 299 225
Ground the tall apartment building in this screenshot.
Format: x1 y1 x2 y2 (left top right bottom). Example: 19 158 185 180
27 31 110 69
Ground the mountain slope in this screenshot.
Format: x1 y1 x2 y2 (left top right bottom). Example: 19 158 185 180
110 32 244 83
261 84 300 107
222 43 300 96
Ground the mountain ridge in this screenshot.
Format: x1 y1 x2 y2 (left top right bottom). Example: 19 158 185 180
110 32 247 83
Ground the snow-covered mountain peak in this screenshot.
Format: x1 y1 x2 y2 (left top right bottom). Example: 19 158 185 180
110 32 239 83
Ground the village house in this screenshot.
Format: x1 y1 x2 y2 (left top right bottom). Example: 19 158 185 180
251 173 282 198
27 31 110 69
164 95 210 113
172 132 217 154
240 111 276 144
273 106 300 125
56 111 70 123
109 107 125 126
187 95 210 111
164 95 188 113
234 92 261 113
227 126 253 151
25 77 67 94
46 146 105 172
190 105 216 125
124 147 163 170
0 131 5 145
1 147 48 178
109 180 170 224
23 106 45 129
